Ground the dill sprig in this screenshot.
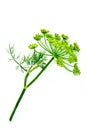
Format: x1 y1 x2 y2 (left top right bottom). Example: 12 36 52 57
8 28 80 121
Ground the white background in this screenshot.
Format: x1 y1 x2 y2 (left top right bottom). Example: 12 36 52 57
0 0 87 129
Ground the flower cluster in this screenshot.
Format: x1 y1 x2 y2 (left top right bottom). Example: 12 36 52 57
28 43 38 49
73 63 80 75
41 29 49 34
33 29 80 75
33 33 43 41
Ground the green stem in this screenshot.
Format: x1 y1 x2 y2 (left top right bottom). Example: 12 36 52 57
9 57 54 121
64 65 72 72
27 57 54 88
24 65 39 87
44 35 51 52
9 88 26 121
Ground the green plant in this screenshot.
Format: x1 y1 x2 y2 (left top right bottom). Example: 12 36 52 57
8 29 80 121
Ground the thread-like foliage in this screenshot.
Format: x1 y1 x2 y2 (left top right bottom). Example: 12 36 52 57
8 44 47 72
